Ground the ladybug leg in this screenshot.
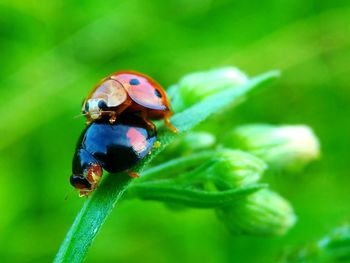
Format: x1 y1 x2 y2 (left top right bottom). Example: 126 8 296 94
109 113 117 124
127 171 140 178
85 116 93 125
109 99 132 124
163 112 178 133
79 190 92 197
140 111 157 130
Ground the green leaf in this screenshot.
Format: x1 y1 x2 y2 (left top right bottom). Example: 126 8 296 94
54 70 279 263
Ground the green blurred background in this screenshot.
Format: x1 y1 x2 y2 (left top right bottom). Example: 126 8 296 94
0 0 349 262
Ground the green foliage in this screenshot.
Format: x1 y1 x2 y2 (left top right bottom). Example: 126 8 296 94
0 1 349 262
282 225 350 263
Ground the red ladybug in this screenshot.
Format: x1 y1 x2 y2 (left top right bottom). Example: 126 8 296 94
82 71 177 132
70 114 157 196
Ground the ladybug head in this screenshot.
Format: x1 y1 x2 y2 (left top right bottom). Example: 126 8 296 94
71 149 103 196
83 98 109 120
82 79 128 120
70 164 103 197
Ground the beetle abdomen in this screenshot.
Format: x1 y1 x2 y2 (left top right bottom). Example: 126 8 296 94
76 114 157 173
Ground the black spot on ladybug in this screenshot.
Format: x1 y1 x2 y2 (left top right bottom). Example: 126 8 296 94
154 89 162 98
129 78 140 85
98 100 108 109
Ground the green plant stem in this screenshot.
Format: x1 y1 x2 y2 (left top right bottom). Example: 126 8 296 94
54 70 279 263
57 174 131 261
126 181 267 207
139 151 216 181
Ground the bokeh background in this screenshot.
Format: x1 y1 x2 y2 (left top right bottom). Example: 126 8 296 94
0 0 349 262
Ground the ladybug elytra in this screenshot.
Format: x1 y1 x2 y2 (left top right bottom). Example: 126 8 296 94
82 71 177 132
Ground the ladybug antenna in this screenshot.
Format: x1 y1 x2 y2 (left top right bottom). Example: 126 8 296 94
73 113 89 119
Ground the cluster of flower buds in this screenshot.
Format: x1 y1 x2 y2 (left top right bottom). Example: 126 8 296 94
129 146 297 235
128 68 320 236
169 67 249 111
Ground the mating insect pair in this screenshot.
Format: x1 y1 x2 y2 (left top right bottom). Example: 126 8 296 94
70 71 176 196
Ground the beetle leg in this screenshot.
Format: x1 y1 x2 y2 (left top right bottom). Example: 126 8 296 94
140 111 157 130
85 117 93 125
79 190 92 197
163 112 178 133
109 113 117 124
127 171 140 178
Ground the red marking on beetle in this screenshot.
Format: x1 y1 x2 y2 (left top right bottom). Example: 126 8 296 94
128 171 140 178
86 164 102 184
126 128 147 154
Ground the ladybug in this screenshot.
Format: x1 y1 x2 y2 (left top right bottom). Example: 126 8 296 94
70 114 157 196
82 71 177 132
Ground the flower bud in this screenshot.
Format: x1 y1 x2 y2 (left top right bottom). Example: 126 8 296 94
230 124 320 171
169 131 216 153
203 150 267 189
217 189 296 236
156 132 216 164
176 67 248 109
